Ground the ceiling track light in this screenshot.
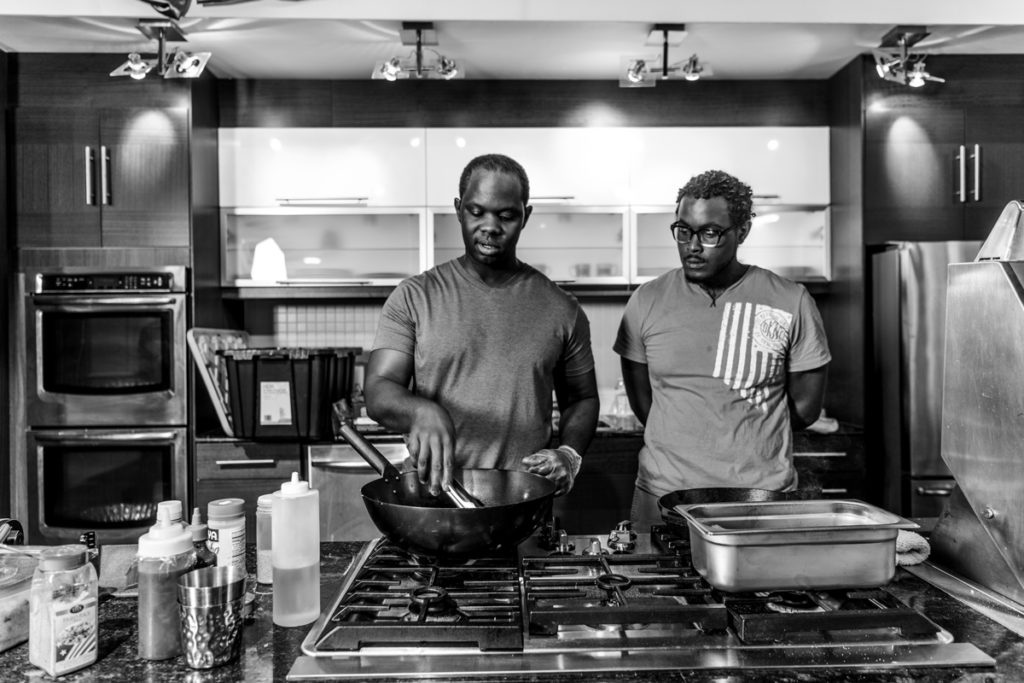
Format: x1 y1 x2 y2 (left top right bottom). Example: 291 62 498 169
109 18 211 81
373 22 461 81
872 25 944 88
620 24 711 88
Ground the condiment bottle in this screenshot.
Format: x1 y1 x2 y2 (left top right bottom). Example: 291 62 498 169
207 498 246 572
272 472 320 626
158 499 185 528
188 507 218 570
256 494 273 586
29 544 98 677
137 505 196 660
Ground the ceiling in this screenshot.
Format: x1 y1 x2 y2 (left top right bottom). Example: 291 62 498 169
2 0 1024 81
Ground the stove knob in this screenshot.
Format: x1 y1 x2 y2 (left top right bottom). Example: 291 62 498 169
554 529 575 555
613 520 637 540
607 530 636 553
582 537 606 555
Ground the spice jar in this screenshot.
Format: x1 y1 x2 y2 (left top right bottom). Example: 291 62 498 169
29 544 98 677
207 498 246 572
255 494 273 586
188 507 218 570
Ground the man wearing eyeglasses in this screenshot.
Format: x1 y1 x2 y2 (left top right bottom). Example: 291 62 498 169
614 169 830 530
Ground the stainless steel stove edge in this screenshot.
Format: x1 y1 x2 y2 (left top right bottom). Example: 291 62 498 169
906 561 1024 637
287 643 994 680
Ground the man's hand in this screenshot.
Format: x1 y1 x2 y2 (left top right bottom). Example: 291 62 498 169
521 446 582 496
405 402 456 497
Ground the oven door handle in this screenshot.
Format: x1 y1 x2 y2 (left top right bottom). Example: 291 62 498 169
32 430 180 443
31 296 178 307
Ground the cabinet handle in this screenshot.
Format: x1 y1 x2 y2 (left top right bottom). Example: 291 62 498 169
84 146 95 206
956 145 967 203
531 195 576 203
793 451 846 458
971 144 981 202
276 197 368 206
100 145 110 206
915 486 953 497
215 459 277 468
822 488 848 495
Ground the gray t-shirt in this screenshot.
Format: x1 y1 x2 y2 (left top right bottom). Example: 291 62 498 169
373 258 594 469
614 266 831 496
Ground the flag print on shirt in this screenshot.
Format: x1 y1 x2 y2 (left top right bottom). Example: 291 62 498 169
712 302 792 410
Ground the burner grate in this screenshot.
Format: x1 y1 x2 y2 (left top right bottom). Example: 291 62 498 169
315 541 524 651
725 589 944 644
522 550 728 634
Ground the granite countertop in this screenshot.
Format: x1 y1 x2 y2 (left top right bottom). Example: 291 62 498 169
3 543 1022 682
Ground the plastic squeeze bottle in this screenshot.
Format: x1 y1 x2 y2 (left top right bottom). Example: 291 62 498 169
137 505 196 660
272 472 320 627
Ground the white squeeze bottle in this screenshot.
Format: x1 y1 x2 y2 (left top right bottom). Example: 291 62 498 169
272 472 320 626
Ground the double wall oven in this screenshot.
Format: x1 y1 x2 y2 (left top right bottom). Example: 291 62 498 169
22 266 189 544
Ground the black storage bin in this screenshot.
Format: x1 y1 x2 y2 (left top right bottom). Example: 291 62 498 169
219 347 359 440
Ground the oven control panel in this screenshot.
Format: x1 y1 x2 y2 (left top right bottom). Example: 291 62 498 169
37 272 179 292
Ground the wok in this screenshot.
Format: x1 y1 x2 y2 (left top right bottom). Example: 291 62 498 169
659 487 814 530
336 420 555 557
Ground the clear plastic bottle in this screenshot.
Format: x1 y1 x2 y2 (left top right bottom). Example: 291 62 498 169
256 494 273 586
137 505 196 660
610 378 635 431
29 544 98 677
188 507 218 570
272 472 320 627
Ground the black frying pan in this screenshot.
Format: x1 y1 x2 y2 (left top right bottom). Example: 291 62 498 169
659 487 814 530
336 420 555 557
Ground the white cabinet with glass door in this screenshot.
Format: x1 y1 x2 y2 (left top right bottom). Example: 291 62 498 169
626 127 830 206
430 207 629 284
631 205 831 283
222 207 427 286
219 128 427 208
425 128 635 206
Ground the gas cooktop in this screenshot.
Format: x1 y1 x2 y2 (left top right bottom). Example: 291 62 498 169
288 523 995 680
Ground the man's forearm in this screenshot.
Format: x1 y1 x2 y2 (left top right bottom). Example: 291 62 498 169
557 396 599 455
365 377 430 434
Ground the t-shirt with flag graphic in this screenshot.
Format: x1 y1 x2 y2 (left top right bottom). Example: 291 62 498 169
614 265 830 496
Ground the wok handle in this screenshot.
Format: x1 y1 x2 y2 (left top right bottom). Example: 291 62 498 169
335 419 403 481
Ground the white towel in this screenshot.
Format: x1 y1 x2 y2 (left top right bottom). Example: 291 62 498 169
896 529 930 566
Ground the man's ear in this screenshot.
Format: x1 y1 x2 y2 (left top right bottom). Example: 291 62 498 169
736 220 752 244
522 204 533 229
453 197 461 212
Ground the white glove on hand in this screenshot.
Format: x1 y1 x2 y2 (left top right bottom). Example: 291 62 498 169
521 445 582 496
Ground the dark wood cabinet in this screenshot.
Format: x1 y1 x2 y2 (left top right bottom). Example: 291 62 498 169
14 106 190 248
793 429 866 500
193 441 301 544
862 57 1024 244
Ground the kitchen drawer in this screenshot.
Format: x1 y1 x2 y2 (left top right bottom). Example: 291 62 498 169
195 441 301 481
792 431 864 472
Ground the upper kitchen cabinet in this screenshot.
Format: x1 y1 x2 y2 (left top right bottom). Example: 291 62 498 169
218 128 427 208
626 127 830 206
13 106 190 248
425 128 634 206
863 57 1024 244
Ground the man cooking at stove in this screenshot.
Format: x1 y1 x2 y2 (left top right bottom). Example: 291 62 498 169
364 153 599 499
614 169 830 530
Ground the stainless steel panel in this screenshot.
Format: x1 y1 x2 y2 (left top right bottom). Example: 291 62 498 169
940 260 1024 594
307 438 408 542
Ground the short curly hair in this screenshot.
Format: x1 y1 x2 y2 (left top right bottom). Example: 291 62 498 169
676 169 755 227
459 153 530 205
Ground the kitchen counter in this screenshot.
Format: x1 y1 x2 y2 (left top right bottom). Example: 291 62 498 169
2 542 1022 682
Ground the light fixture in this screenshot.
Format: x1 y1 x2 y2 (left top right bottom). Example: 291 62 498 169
372 22 463 81
620 24 711 88
872 25 944 88
110 18 211 81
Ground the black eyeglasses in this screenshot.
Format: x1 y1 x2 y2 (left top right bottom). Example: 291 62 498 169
669 222 735 247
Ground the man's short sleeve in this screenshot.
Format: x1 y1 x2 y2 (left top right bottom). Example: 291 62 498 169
788 288 831 372
613 288 648 364
371 282 417 355
560 305 595 377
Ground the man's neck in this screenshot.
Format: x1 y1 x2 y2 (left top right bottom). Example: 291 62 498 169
460 255 522 286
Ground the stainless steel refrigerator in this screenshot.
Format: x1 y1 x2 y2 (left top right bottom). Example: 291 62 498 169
872 240 981 517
